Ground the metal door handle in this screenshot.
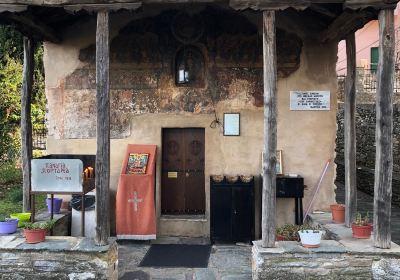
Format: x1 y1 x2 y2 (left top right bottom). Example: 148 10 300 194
186 172 189 177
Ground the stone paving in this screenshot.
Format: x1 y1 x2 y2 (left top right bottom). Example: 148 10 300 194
118 241 252 280
117 182 400 280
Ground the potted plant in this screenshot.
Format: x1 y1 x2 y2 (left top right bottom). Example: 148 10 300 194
0 215 19 234
352 212 372 239
23 220 55 244
330 204 345 223
298 225 323 248
276 224 301 241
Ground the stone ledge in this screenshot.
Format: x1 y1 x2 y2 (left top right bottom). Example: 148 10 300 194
0 236 118 280
252 214 400 279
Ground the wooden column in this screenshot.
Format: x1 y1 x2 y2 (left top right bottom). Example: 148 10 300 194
262 10 277 248
374 8 395 249
344 33 357 228
95 10 110 246
21 37 34 213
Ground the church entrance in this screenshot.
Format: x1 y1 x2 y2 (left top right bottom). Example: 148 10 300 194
161 128 205 215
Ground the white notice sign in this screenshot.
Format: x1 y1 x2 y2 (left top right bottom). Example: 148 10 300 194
290 91 330 111
31 159 83 193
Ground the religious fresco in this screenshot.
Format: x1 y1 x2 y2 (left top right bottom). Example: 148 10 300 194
61 6 302 138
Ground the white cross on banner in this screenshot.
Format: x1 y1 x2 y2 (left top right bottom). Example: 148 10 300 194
128 191 143 212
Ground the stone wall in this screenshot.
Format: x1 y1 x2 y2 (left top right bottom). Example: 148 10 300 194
0 237 118 280
336 104 400 203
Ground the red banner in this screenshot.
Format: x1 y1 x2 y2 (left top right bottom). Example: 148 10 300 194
116 144 157 240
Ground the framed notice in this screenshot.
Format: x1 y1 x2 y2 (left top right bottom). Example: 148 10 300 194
223 113 240 136
290 91 330 111
262 150 283 175
31 159 83 193
126 153 149 174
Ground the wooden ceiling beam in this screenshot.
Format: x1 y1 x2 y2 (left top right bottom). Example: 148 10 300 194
64 3 141 12
229 0 311 11
320 8 377 42
0 4 27 12
344 0 398 10
309 4 338 18
0 11 61 42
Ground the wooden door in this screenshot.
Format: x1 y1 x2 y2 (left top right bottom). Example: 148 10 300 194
232 186 254 242
162 128 205 214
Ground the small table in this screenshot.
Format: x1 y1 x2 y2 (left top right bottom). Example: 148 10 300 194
261 175 304 225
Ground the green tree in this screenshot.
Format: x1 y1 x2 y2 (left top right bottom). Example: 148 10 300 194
0 26 46 160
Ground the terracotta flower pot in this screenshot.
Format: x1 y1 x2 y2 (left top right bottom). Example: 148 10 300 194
24 228 47 244
351 223 372 239
330 204 345 223
276 234 285 241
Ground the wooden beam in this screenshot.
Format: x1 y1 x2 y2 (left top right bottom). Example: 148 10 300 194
344 33 357 228
95 10 110 246
309 4 338 19
21 37 34 213
64 2 141 12
262 10 277 248
320 9 377 43
230 0 311 11
0 4 27 12
345 0 398 10
374 8 395 249
0 12 61 43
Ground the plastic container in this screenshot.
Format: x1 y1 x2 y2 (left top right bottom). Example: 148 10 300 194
10 213 31 227
46 198 63 214
0 218 19 234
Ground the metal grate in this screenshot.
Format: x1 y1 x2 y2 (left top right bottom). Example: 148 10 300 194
338 68 400 99
33 127 47 150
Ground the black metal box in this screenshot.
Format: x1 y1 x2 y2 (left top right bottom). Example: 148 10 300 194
276 175 304 198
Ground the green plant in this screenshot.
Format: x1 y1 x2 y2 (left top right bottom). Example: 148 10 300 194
0 161 22 185
0 214 6 222
354 212 370 226
24 220 55 230
276 224 302 241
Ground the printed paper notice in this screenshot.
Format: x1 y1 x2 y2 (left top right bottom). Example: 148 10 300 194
290 91 330 111
31 159 83 193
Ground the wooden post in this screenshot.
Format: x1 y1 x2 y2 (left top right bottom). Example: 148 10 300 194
21 37 34 213
374 8 395 249
95 10 110 246
344 33 357 228
262 10 277 248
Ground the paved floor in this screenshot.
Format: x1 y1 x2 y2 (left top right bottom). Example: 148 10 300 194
117 182 400 279
335 181 400 244
118 242 252 280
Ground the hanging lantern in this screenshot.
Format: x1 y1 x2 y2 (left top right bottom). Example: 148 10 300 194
176 47 190 84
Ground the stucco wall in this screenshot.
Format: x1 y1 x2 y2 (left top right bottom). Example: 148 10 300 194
336 4 400 75
44 7 338 238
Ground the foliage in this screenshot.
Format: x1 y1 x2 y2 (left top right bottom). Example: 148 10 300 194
353 212 370 226
0 161 22 186
24 219 55 230
0 26 23 62
0 25 46 161
276 224 321 240
276 224 303 241
0 214 6 222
